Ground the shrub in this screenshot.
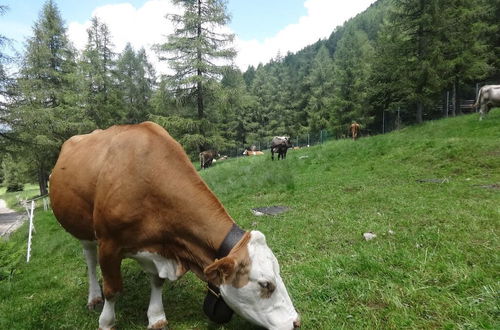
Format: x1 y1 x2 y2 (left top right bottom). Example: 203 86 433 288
1 154 24 192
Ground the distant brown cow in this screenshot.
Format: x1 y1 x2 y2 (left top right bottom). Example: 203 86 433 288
350 122 360 140
200 150 220 169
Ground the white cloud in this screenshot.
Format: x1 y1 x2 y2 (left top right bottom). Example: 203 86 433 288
234 0 375 70
68 0 181 75
67 0 375 74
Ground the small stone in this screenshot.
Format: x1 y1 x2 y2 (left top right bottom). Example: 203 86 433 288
363 232 377 241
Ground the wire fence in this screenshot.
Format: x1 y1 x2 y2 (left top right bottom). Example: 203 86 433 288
219 130 337 158
219 82 493 158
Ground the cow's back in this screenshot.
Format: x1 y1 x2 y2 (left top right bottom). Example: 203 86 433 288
49 122 197 242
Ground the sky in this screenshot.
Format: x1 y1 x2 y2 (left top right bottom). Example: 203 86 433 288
0 0 375 73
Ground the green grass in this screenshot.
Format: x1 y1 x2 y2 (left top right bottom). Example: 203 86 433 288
1 110 499 329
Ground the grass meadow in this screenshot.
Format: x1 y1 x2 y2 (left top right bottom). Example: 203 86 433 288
0 110 499 329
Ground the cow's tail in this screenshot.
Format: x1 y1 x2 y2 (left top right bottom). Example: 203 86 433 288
473 87 483 109
199 152 204 169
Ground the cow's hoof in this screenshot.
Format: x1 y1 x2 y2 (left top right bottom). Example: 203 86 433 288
87 297 104 311
148 319 168 330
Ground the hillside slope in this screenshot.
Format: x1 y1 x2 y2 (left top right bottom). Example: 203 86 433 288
1 110 499 329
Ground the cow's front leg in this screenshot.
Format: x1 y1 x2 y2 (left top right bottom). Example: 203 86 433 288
99 297 118 330
81 240 103 310
98 240 123 330
147 274 167 329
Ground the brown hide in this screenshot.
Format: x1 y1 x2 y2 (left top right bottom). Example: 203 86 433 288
199 150 219 169
350 123 360 140
49 122 237 285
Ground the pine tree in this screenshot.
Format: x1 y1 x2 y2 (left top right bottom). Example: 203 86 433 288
116 44 156 124
10 0 90 195
0 5 13 128
215 67 253 147
249 64 275 142
484 0 500 80
374 0 443 123
304 45 334 137
80 16 123 127
155 0 236 154
331 28 374 135
369 19 409 131
438 0 492 116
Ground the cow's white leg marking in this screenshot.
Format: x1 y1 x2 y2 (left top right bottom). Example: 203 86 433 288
81 240 103 309
147 275 167 329
125 251 183 328
98 297 116 330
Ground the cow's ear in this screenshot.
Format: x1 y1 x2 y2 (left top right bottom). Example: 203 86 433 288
204 257 236 286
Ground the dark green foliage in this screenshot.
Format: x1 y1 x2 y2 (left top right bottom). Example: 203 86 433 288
0 239 24 280
1 154 24 192
1 0 499 163
79 16 123 128
0 5 14 126
9 0 90 195
154 0 236 153
116 44 156 124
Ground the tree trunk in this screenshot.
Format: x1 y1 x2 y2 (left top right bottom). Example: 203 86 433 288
38 166 48 196
451 80 457 117
416 102 423 124
196 0 204 120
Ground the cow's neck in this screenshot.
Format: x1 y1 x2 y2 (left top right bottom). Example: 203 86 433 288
169 188 240 281
181 213 236 281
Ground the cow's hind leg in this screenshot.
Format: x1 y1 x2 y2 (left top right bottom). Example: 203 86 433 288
98 240 123 330
81 240 103 310
479 104 490 121
147 274 167 329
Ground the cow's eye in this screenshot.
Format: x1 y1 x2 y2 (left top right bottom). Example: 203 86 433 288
259 281 276 298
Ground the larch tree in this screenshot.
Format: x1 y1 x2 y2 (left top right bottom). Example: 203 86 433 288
376 0 443 124
155 0 236 154
0 5 13 129
304 45 334 137
438 0 492 116
331 28 374 135
11 0 89 195
80 16 123 128
116 44 156 124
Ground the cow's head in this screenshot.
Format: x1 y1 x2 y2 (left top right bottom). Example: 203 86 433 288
204 231 300 330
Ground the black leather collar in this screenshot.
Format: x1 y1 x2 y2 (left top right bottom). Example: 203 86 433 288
216 223 246 259
203 223 246 324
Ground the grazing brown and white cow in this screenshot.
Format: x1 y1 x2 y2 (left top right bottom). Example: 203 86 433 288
199 150 220 169
271 137 292 160
49 122 300 330
243 148 264 156
473 85 500 120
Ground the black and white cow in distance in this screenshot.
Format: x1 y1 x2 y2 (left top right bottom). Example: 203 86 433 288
473 85 500 120
271 136 292 160
200 150 220 169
